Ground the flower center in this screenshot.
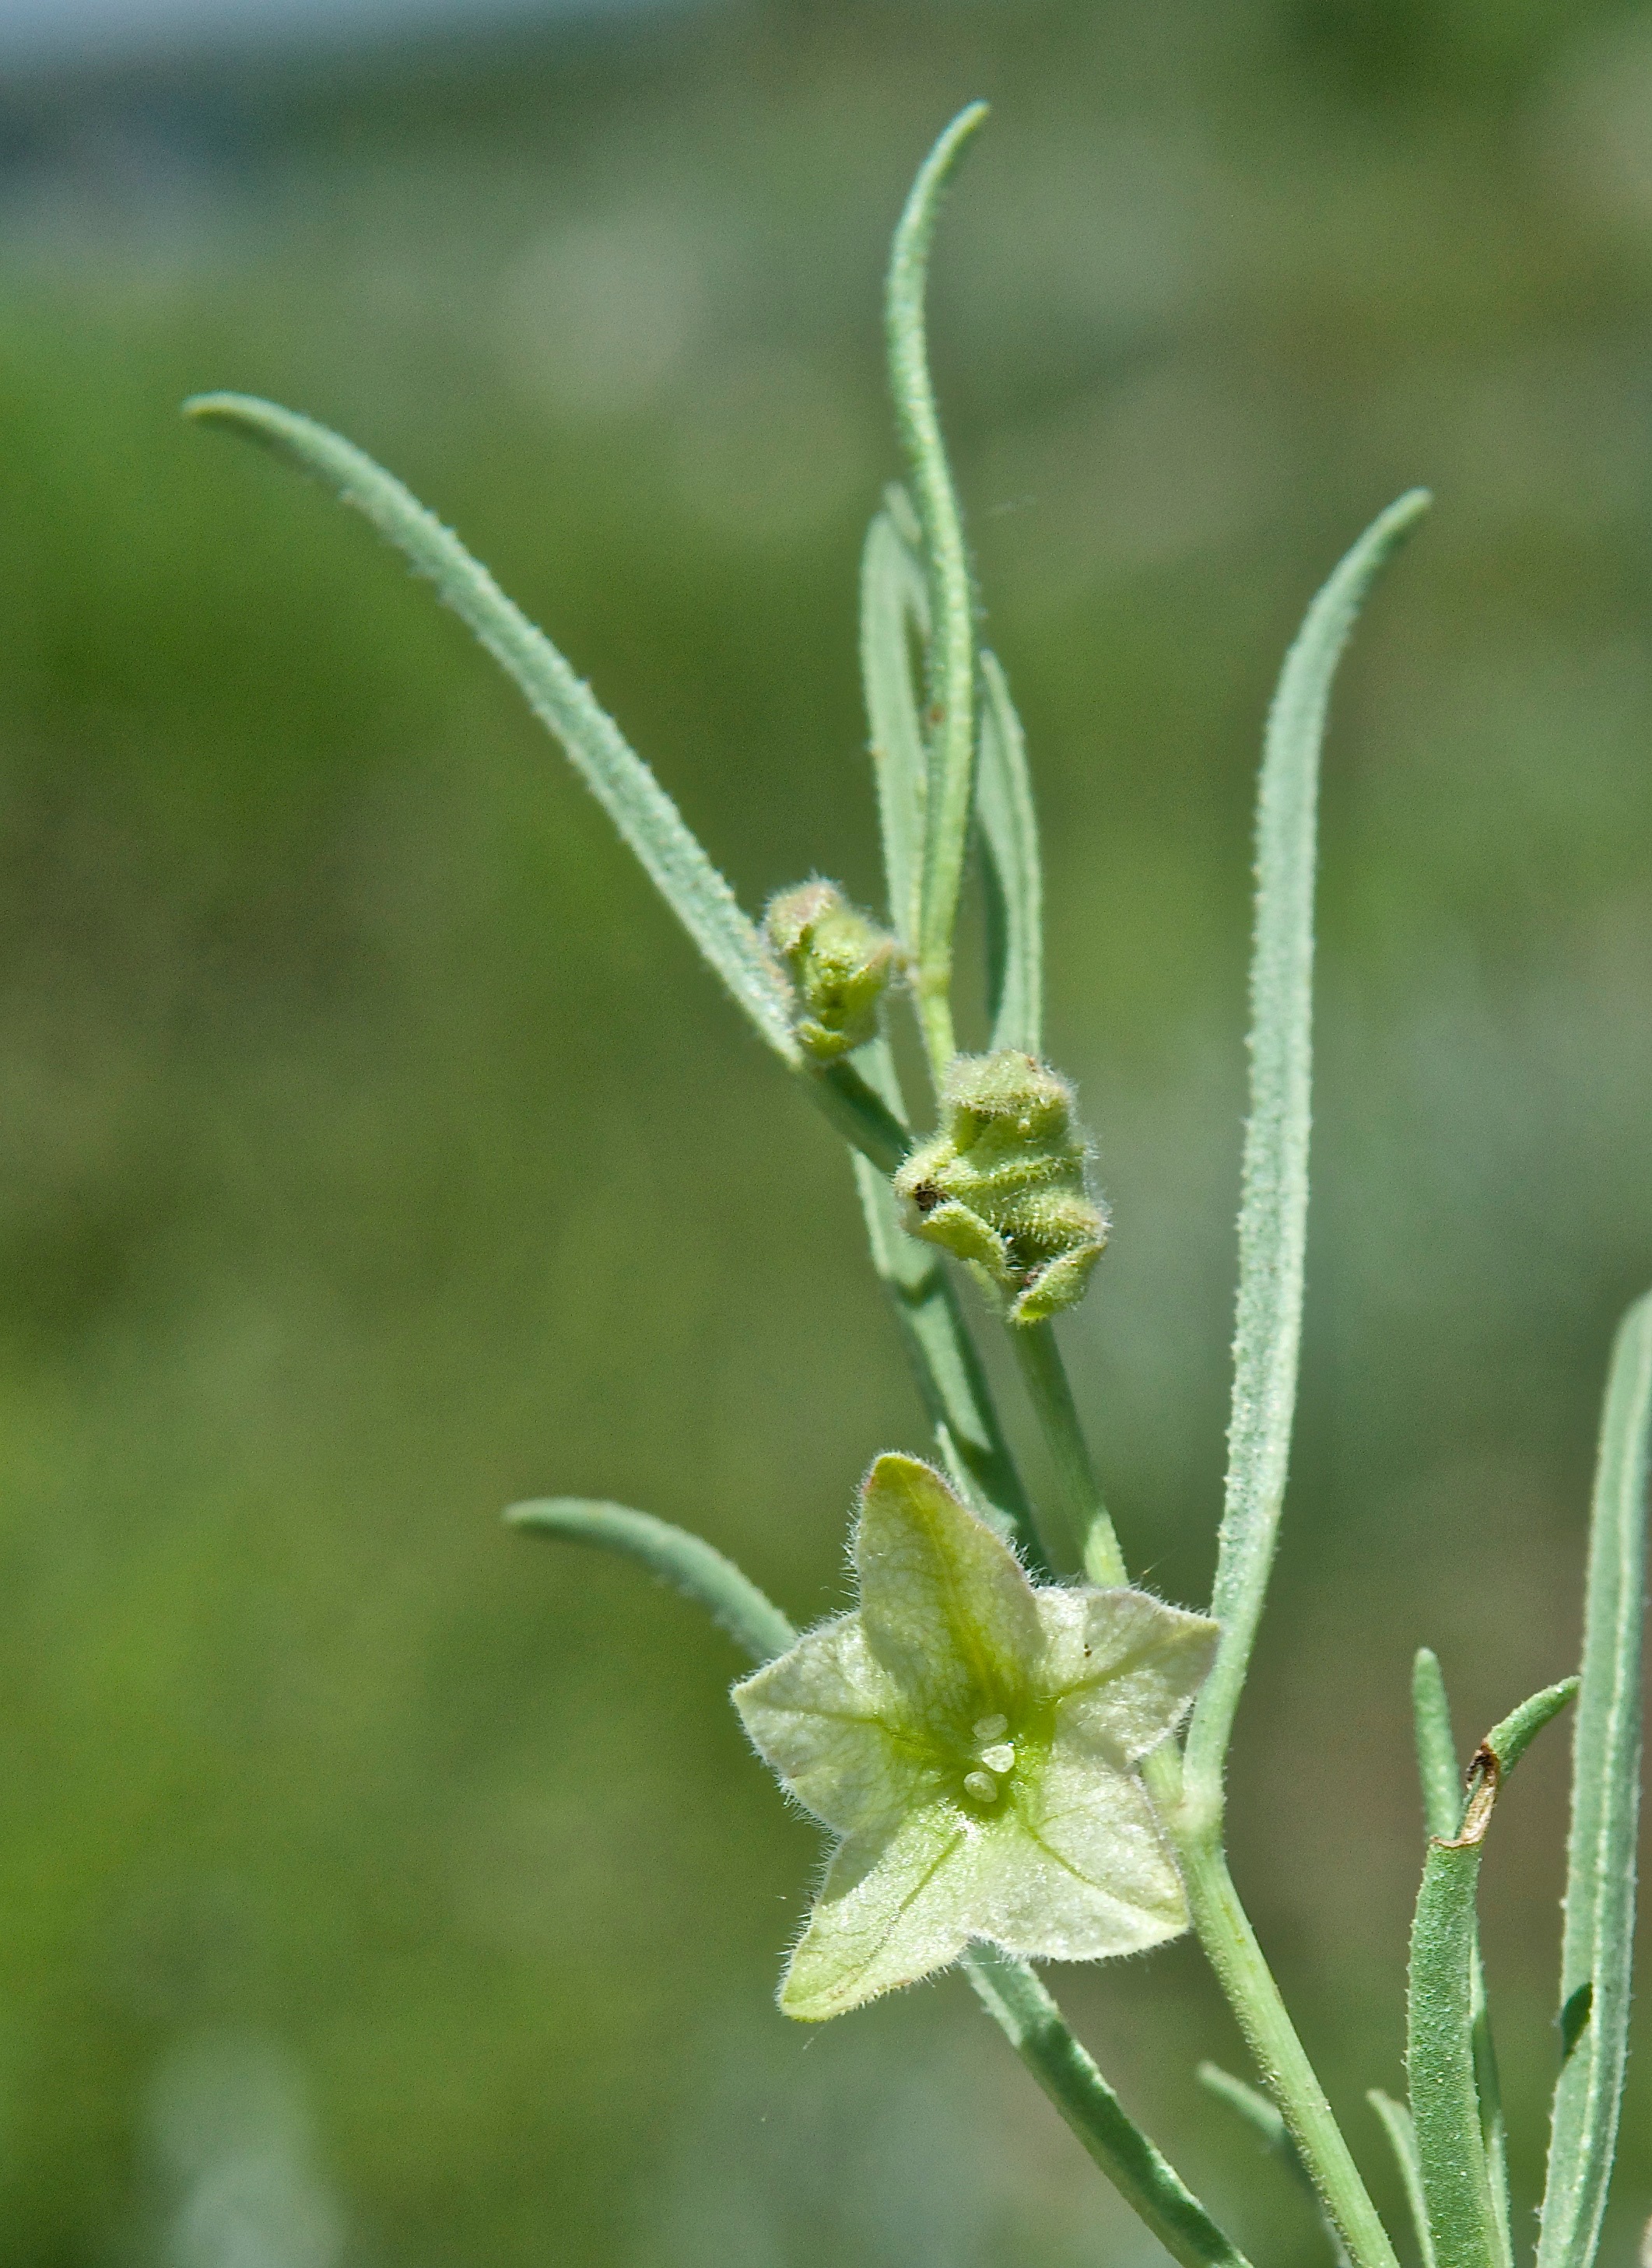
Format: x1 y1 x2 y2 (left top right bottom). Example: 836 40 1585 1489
962 1713 1016 1804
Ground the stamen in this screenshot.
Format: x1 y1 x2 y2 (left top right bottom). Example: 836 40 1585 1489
963 1769 999 1802
973 1714 1008 1743
979 1742 1015 1775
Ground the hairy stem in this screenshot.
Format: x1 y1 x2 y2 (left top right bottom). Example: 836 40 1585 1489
1012 1330 1398 2268
1150 1759 1401 2268
1009 1320 1126 1584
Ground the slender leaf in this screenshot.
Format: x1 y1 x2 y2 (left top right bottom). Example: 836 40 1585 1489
1538 1289 1652 2268
1198 2063 1288 2153
1410 1684 1574 2268
1180 489 1430 1809
1413 1649 1464 1842
187 392 800 1066
977 648 1043 1057
886 103 988 1065
507 1499 797 1667
1199 2063 1352 2265
1367 2093 1436 2268
967 1947 1254 2268
860 499 928 951
1413 1647 1513 2264
1485 1680 1580 1776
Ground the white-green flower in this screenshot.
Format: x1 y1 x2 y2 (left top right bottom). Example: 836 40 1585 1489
733 1454 1219 2021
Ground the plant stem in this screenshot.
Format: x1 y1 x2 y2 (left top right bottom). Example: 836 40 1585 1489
1147 1747 1401 2268
810 1059 910 1174
1009 1319 1126 1583
963 1946 1254 2268
1009 1320 1398 2268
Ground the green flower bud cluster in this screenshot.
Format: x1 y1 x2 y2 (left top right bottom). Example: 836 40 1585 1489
893 1050 1107 1325
765 882 900 1061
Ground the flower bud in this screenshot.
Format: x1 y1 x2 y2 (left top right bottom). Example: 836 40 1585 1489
893 1050 1107 1324
766 882 900 1061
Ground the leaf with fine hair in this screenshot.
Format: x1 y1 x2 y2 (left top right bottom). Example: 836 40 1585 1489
1198 2063 1352 2265
1537 1290 1652 2268
970 1954 1254 2268
1367 2093 1436 2268
1408 1681 1575 2268
977 649 1043 1058
886 102 988 1070
1180 489 1431 1811
1198 2062 1289 2154
185 392 801 1068
507 1499 797 1668
860 496 928 952
1412 1648 1463 1842
1413 1646 1513 2261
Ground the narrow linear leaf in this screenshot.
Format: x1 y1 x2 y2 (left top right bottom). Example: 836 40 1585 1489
1181 489 1431 1807
186 392 800 1067
860 499 928 951
1198 2062 1287 2152
1538 1290 1652 2268
507 1499 796 1668
1413 1649 1464 1843
1413 1647 1514 2263
1200 2063 1352 2266
1410 1684 1573 2268
1485 1680 1580 1777
968 1947 1254 2268
977 648 1043 1057
1367 2093 1436 2268
1407 1834 1501 2268
886 103 988 1063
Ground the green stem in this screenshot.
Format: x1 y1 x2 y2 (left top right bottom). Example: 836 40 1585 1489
810 1059 910 1175
1008 1315 1394 2266
1152 1768 1401 2268
1009 1320 1126 1583
964 1946 1254 2268
917 986 957 1088
850 1036 1044 1569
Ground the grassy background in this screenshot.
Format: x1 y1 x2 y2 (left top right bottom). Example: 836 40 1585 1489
1 1 1651 2261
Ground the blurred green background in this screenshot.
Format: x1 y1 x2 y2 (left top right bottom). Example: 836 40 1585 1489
1 0 1651 2261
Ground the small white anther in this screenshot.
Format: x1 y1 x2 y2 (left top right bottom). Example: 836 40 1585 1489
963 1769 999 1802
979 1742 1015 1775
973 1714 1008 1743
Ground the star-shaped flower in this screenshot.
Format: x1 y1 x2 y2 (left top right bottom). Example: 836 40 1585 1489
733 1454 1219 2021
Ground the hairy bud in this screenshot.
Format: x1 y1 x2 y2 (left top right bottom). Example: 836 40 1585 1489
766 882 899 1061
893 1050 1107 1324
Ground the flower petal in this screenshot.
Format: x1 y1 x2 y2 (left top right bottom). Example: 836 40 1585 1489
1036 1586 1218 1762
969 1747 1189 1958
733 1614 933 1835
855 1454 1042 1725
779 1804 976 2020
